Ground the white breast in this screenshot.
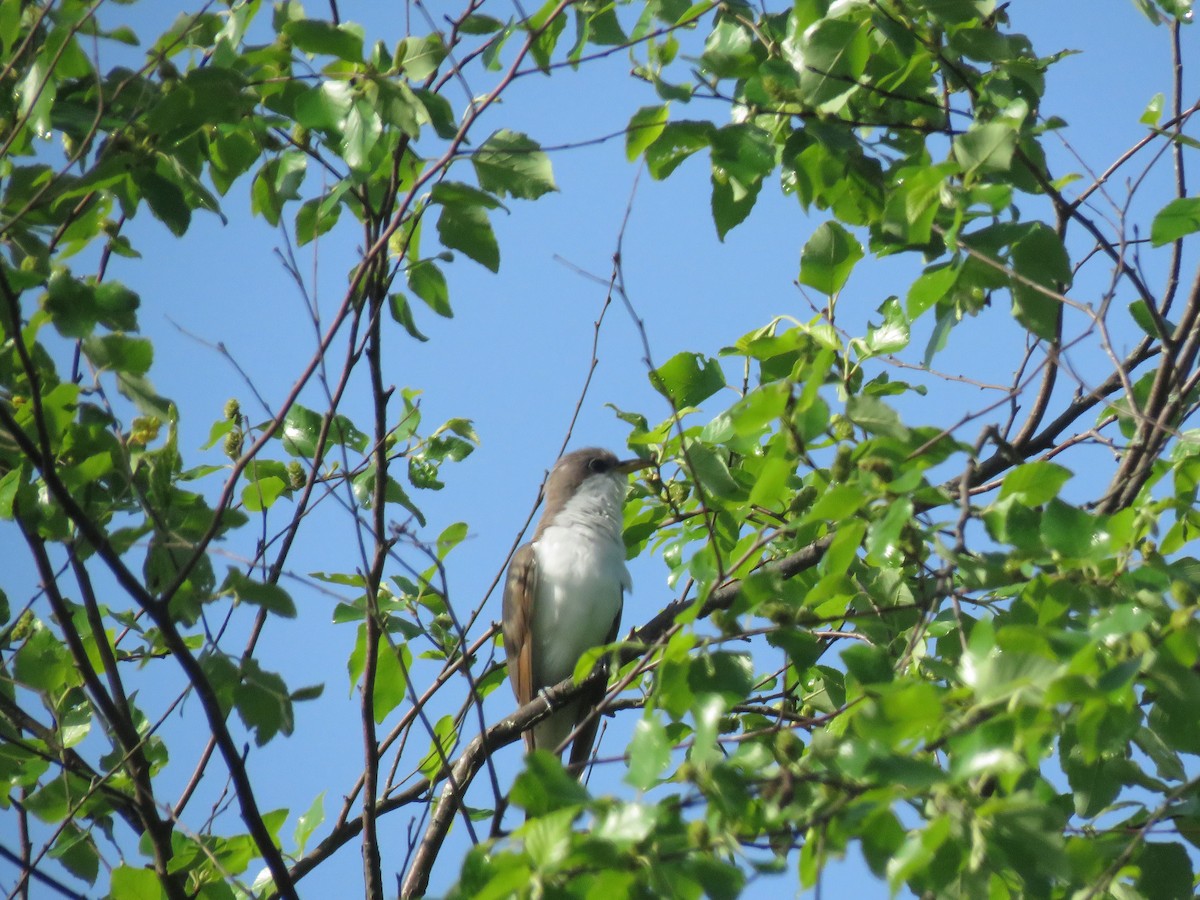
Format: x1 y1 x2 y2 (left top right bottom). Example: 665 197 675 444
530 471 631 689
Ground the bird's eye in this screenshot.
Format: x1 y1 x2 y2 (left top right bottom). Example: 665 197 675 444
588 457 609 473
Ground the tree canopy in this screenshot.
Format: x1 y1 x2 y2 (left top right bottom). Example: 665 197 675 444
2 0 1200 898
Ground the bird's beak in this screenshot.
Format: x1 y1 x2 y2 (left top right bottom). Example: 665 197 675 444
616 457 655 475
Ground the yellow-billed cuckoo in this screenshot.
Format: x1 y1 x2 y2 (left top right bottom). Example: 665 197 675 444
502 447 651 771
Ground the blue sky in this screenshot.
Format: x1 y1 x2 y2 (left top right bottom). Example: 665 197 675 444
3 1 1197 896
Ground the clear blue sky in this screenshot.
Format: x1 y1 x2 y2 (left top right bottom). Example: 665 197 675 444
2 1 1195 896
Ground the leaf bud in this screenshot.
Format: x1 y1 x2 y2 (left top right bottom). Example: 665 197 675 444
9 610 35 643
223 428 243 460
830 414 853 442
831 445 853 482
223 398 240 421
129 416 161 446
859 456 894 482
788 484 817 516
287 460 305 490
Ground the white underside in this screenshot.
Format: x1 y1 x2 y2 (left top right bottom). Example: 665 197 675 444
529 472 631 753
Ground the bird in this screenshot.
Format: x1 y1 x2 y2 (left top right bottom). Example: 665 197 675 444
502 447 652 773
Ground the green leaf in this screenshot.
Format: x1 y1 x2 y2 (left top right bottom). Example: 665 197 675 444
807 487 868 528
1135 842 1192 900
251 152 306 227
799 18 870 110
284 19 364 60
954 121 1017 174
436 521 469 559
866 497 913 565
1000 461 1072 506
863 297 910 356
221 568 297 618
49 824 99 884
1151 197 1200 246
389 293 430 342
512 751 590 816
652 352 725 408
417 714 458 781
234 659 293 745
82 334 152 375
710 124 775 239
800 221 864 295
372 638 410 722
293 792 325 856
430 181 503 209
407 260 451 317
1129 298 1172 337
145 67 250 145
688 651 754 706
242 475 286 512
133 167 191 236
882 162 958 247
280 405 322 457
1041 498 1096 558
110 865 164 900
845 394 909 439
93 281 140 331
526 0 566 72
626 105 669 161
294 79 354 130
1140 92 1165 125
340 97 383 173
279 404 368 457
413 88 458 140
116 373 172 421
295 193 343 245
472 130 557 200
43 270 97 338
644 120 714 179
748 454 792 508
460 14 505 34
14 626 82 694
397 33 447 80
436 203 500 272
625 715 672 789
701 20 757 79
1011 223 1071 340
686 442 745 503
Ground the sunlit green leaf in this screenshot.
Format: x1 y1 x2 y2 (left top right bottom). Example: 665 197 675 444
652 352 725 408
800 221 864 295
1151 196 1200 246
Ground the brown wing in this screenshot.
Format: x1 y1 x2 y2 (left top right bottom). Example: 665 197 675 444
566 595 623 776
502 543 538 751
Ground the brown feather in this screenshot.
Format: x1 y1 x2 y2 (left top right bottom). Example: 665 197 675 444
501 543 538 751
